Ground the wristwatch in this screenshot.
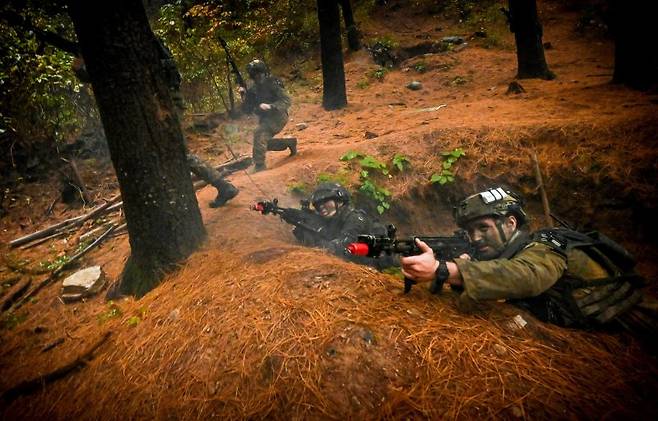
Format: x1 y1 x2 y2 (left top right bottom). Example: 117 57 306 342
429 260 450 294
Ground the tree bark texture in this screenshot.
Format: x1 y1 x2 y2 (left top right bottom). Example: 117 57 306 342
338 0 360 51
508 0 554 80
67 0 206 297
317 0 347 110
609 0 658 90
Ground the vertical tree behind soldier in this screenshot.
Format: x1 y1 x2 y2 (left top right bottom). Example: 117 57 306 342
317 0 347 110
504 0 554 80
156 38 239 207
240 59 295 172
67 0 206 296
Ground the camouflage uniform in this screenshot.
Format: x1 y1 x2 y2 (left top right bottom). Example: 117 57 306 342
157 38 238 207
241 61 293 170
294 183 392 268
294 205 369 254
452 188 646 329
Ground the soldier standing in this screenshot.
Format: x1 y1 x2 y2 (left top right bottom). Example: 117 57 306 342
239 59 295 172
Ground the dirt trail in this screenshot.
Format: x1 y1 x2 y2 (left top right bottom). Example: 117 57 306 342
2 0 658 418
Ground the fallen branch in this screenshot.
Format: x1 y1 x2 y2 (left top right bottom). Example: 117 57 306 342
41 337 65 353
9 194 121 248
0 277 31 312
18 226 78 250
531 151 553 228
79 218 121 242
0 332 111 403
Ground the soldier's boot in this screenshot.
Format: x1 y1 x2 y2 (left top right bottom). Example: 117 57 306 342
267 137 297 156
253 163 266 173
287 138 297 156
209 179 239 208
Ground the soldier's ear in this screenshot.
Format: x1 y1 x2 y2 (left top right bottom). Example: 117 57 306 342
505 215 518 231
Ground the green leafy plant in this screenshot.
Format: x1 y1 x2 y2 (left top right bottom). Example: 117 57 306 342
370 36 399 50
392 154 410 172
126 316 141 327
368 67 389 81
39 254 70 272
413 61 428 73
359 155 389 176
430 148 466 185
356 79 369 89
98 301 123 323
1 312 27 330
340 150 366 161
360 179 391 214
316 169 351 187
340 150 396 214
287 181 308 195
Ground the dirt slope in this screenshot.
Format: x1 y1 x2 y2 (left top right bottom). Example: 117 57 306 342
1 0 658 419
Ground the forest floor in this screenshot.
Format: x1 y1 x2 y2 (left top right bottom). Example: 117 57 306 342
1 0 658 418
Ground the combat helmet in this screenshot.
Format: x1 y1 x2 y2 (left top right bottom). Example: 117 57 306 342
454 187 527 228
311 182 350 208
246 59 269 78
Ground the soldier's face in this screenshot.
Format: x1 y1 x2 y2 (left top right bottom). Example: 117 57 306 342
315 199 338 218
465 216 516 260
253 72 265 83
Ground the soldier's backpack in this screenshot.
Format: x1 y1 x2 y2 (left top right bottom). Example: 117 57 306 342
512 228 645 328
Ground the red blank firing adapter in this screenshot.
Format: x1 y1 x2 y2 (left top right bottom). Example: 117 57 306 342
346 242 370 256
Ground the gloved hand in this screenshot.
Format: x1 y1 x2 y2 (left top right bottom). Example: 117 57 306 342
259 103 272 111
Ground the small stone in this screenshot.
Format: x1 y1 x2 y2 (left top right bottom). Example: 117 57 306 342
441 36 465 45
493 344 507 356
364 131 379 139
168 308 181 322
61 266 106 301
506 81 526 95
295 122 308 131
406 81 422 90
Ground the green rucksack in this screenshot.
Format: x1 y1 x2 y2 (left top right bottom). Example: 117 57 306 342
513 228 645 327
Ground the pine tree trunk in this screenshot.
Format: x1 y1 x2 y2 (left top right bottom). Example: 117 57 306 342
508 0 554 80
68 1 206 297
609 0 658 90
317 0 347 110
338 0 360 51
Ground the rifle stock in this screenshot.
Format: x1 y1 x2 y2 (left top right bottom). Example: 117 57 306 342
347 225 473 293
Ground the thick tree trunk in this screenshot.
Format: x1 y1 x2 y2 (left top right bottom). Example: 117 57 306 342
338 0 360 51
508 0 554 80
609 0 657 90
68 0 206 297
317 0 347 110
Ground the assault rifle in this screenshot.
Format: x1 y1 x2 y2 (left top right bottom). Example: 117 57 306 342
217 35 254 117
218 35 247 90
347 225 474 293
251 198 328 239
